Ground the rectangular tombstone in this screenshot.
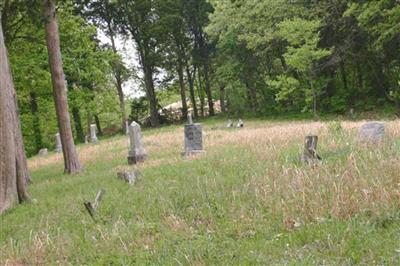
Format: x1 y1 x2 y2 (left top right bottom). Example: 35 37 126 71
90 124 98 143
183 123 204 156
55 133 62 152
128 121 147 164
358 122 385 142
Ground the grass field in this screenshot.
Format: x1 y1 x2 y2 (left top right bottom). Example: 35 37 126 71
1 118 400 265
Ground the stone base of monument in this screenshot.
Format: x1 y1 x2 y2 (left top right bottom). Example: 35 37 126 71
181 150 205 157
127 154 147 165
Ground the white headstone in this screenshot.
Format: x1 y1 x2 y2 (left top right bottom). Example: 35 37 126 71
236 119 244 128
227 120 233 128
38 148 48 157
127 121 147 164
187 112 193 125
55 133 62 152
90 124 98 143
125 120 129 135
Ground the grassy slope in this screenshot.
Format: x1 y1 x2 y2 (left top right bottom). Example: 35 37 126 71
1 118 400 265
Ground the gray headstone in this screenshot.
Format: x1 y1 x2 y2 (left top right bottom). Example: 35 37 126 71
38 148 48 157
55 133 62 152
117 171 140 184
90 124 98 143
125 120 129 135
84 135 89 144
183 123 204 156
358 122 385 142
127 121 147 164
227 120 233 128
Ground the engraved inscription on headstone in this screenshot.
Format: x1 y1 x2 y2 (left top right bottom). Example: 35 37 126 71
127 121 147 164
55 133 62 152
183 123 204 156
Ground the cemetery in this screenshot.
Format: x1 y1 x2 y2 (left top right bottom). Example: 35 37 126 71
1 117 400 264
1 0 400 264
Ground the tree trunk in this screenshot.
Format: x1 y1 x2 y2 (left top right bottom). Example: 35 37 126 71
94 115 102 136
143 62 159 127
43 0 81 174
203 63 214 116
177 63 188 120
219 85 226 113
339 61 348 92
30 91 43 152
72 106 84 143
309 72 317 118
108 23 127 133
197 67 205 117
0 20 29 214
186 64 198 118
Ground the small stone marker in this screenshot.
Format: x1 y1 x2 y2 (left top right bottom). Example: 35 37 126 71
55 133 62 152
125 120 129 135
227 120 233 128
84 135 89 144
236 119 244 128
358 122 385 142
183 123 204 156
127 121 147 164
300 135 321 164
117 171 140 184
38 148 48 156
90 124 98 143
187 112 193 124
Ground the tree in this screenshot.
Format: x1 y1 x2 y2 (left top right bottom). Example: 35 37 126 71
75 0 130 132
0 17 30 214
116 0 160 127
43 0 81 174
278 18 332 116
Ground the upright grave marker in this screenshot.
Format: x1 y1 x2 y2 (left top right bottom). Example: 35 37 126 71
90 124 98 143
127 121 147 164
300 135 321 164
55 133 62 152
358 122 385 142
183 119 204 156
38 148 48 156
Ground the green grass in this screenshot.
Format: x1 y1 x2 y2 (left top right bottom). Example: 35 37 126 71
1 118 400 265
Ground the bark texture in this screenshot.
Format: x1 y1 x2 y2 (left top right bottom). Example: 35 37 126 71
43 0 81 174
0 19 29 214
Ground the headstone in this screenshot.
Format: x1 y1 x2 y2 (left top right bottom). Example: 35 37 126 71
125 120 129 135
226 120 233 128
90 124 98 143
300 135 321 164
187 112 193 125
183 123 204 156
55 133 62 152
38 148 48 157
236 119 244 128
84 135 89 144
358 122 385 142
127 121 147 164
117 171 140 184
